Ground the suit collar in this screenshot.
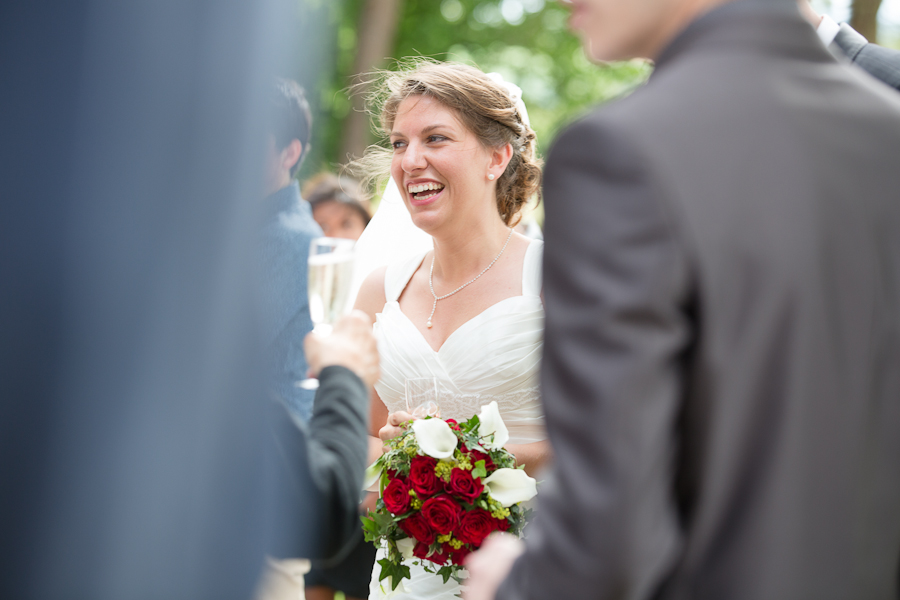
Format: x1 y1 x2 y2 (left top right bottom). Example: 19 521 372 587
653 0 831 73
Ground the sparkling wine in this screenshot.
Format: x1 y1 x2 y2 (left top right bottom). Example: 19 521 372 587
308 251 354 333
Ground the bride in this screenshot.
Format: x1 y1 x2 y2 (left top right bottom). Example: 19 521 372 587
353 61 549 599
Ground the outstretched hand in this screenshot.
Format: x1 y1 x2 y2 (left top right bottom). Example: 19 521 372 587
304 310 379 387
463 532 524 600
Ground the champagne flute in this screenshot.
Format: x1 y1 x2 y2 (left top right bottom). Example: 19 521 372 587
296 237 355 390
405 377 440 419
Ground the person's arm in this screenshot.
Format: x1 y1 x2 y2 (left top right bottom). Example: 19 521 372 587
832 23 900 91
268 313 378 560
470 116 693 600
797 0 900 91
352 266 394 462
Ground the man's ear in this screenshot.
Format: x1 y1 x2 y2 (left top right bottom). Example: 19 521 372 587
281 139 303 173
489 142 514 174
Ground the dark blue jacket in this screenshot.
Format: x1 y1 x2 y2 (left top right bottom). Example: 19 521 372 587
260 181 323 421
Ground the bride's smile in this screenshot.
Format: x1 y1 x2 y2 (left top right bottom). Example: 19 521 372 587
406 179 445 206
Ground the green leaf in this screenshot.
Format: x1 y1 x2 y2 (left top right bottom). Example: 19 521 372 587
472 460 487 480
376 558 394 582
361 514 382 542
461 414 480 434
438 565 455 584
376 558 412 590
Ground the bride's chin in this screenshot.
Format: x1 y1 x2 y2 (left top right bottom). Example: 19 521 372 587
409 209 443 234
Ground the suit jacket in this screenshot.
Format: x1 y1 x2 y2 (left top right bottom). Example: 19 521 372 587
499 3 900 600
260 181 323 422
832 22 900 91
268 366 370 561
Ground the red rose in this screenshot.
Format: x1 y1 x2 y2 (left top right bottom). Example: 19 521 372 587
382 477 411 515
420 495 462 535
455 508 496 546
398 512 435 545
448 545 471 566
445 419 461 431
494 516 510 532
413 541 450 566
468 450 495 472
446 468 485 504
409 455 441 496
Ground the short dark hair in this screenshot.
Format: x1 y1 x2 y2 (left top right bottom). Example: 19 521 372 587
269 78 312 177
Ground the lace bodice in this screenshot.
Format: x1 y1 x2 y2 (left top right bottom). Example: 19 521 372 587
373 239 546 445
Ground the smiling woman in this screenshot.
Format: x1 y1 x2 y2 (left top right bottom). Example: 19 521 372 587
348 60 551 600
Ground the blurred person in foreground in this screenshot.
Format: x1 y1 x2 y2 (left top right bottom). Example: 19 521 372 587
260 79 323 423
0 1 370 598
305 173 372 241
798 0 900 90
465 0 900 599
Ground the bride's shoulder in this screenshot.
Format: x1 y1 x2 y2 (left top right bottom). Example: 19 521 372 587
354 266 388 322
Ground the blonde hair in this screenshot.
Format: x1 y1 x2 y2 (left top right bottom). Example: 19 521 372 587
352 60 542 226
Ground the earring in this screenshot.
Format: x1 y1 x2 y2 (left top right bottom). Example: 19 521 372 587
488 173 495 180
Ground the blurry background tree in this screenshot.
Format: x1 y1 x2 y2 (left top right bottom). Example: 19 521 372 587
814 0 900 44
299 0 650 184
850 0 884 41
299 0 900 186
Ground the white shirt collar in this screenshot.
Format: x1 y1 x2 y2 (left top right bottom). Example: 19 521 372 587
816 14 841 47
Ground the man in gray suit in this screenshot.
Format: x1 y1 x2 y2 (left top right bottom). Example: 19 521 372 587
799 0 900 90
465 0 900 599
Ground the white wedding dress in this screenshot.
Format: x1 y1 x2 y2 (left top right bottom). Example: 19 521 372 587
368 239 546 599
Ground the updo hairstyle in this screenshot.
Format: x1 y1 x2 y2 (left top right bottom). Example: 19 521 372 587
359 60 542 227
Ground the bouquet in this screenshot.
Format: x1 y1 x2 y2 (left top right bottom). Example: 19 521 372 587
362 401 537 591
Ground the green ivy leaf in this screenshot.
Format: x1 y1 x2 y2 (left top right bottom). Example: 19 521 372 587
462 414 480 434
376 558 412 590
437 565 455 584
472 460 487 480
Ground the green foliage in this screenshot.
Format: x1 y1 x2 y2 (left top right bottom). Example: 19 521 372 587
377 558 411 589
303 0 651 180
393 0 650 155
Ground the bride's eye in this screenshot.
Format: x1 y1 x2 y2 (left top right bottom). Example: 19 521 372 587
391 139 407 150
427 134 448 143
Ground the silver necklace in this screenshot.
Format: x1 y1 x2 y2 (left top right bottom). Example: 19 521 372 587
426 228 513 329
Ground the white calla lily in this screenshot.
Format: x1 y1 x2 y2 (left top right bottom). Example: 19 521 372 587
395 537 416 561
483 468 537 507
412 418 458 459
478 401 509 449
363 459 383 491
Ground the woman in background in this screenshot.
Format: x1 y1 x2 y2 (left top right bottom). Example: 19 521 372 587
304 173 371 241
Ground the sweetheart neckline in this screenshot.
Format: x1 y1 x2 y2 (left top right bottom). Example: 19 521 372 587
380 295 542 355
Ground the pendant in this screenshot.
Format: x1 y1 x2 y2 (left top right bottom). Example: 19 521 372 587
426 320 433 329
